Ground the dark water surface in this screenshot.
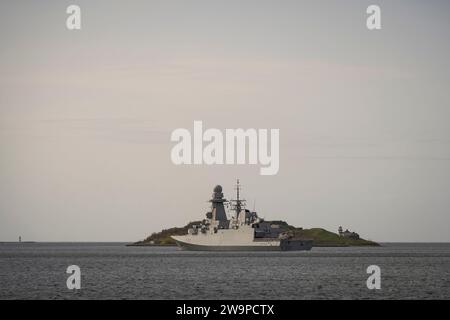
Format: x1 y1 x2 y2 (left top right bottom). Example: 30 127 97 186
0 242 449 299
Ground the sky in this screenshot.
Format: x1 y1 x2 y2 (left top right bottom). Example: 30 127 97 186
1 0 450 242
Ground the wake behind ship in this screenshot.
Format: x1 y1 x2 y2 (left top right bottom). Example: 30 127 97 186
171 180 312 251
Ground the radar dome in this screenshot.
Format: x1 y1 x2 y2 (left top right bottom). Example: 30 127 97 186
213 185 222 193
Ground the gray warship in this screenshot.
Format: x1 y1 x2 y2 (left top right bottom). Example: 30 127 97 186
172 180 313 251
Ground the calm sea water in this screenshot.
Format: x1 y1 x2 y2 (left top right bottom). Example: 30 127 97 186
0 242 449 299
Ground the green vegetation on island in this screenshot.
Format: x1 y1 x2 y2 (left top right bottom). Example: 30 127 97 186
130 221 379 247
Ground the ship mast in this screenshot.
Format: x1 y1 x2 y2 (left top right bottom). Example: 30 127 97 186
231 179 246 219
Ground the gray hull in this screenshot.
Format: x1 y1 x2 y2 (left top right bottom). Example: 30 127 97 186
174 238 313 251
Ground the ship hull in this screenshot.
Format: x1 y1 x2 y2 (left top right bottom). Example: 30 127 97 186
173 237 312 251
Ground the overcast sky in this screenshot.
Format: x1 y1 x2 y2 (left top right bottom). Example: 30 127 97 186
1 0 450 242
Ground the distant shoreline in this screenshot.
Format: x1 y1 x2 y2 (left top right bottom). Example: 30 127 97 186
131 221 381 248
2 241 450 244
0 241 37 244
126 243 373 247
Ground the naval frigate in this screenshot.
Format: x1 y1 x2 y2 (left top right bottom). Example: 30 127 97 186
171 180 313 251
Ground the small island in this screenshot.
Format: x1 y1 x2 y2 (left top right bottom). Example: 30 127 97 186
130 221 379 247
